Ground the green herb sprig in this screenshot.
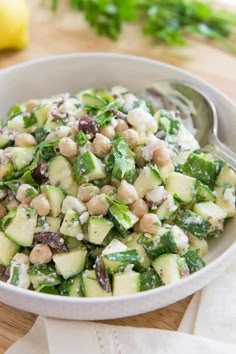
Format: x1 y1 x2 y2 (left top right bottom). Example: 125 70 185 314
51 0 236 54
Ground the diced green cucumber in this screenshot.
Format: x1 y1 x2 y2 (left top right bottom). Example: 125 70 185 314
158 161 174 182
196 181 216 202
188 234 208 257
109 206 138 233
48 155 78 196
53 247 87 279
81 93 106 107
215 185 235 218
35 216 61 233
60 209 82 238
61 196 87 215
193 202 227 228
166 172 196 204
113 271 141 296
41 185 65 217
176 210 211 239
155 194 178 221
29 264 61 289
5 206 37 247
44 113 60 131
11 147 36 171
134 165 162 198
73 151 106 185
152 254 189 285
7 114 36 133
216 164 236 188
82 270 112 297
0 133 12 148
140 268 163 291
102 239 139 274
32 104 49 127
0 231 20 266
37 285 59 295
7 253 30 289
59 274 83 297
173 151 191 170
182 250 205 274
125 233 151 269
87 216 113 245
182 153 219 186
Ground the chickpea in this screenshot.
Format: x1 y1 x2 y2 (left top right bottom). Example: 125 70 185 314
117 180 138 205
139 213 161 235
115 119 129 133
78 184 100 203
129 198 148 218
87 194 109 216
0 165 8 180
59 137 77 157
6 198 19 210
122 129 139 150
0 202 7 219
31 194 50 216
100 185 116 195
92 133 112 158
45 132 57 141
134 146 145 168
29 244 52 265
99 124 115 140
152 146 172 167
16 184 36 205
133 221 142 233
25 99 39 112
15 133 37 147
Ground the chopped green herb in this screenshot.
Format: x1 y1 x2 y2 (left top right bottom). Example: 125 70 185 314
75 131 88 147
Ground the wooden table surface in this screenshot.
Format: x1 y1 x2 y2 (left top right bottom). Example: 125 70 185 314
0 1 236 353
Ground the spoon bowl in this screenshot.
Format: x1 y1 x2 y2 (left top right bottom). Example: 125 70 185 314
142 81 236 169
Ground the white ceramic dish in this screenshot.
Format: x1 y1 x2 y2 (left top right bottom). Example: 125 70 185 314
0 53 235 320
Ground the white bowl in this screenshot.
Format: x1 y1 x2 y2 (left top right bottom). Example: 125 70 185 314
0 53 235 320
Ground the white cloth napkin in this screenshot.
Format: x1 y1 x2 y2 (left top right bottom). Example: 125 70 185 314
6 258 236 354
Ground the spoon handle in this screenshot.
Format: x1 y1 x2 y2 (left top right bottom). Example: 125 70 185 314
207 135 236 170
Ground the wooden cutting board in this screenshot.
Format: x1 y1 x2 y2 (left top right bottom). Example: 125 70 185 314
0 2 236 353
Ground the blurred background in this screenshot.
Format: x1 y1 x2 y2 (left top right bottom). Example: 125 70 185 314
0 0 235 98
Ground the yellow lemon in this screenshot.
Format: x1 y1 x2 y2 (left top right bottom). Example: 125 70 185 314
0 0 29 51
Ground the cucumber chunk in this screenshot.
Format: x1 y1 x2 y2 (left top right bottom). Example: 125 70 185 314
155 194 178 221
29 264 61 289
216 164 236 188
196 181 216 203
5 206 37 247
41 185 65 217
11 147 36 171
7 253 30 289
113 271 141 296
125 232 151 269
32 104 50 127
60 209 82 238
109 207 138 233
139 229 176 260
152 253 189 285
134 165 162 198
0 133 12 148
188 235 208 257
102 239 139 274
166 172 196 204
82 270 112 297
140 268 163 291
73 151 106 184
53 247 87 279
48 155 78 196
182 250 205 274
215 185 235 218
182 153 219 186
193 202 227 229
61 196 87 215
87 216 113 245
59 274 83 297
81 93 106 108
35 216 61 233
0 231 20 266
176 210 211 239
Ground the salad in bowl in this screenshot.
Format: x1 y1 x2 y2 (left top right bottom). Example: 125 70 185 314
0 85 235 298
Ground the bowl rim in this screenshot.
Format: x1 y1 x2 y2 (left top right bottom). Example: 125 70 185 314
0 51 236 305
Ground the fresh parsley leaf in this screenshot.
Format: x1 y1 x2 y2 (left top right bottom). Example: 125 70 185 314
106 196 131 223
96 111 114 127
75 131 88 147
34 128 48 143
0 209 16 231
23 114 37 128
7 104 23 120
25 188 38 197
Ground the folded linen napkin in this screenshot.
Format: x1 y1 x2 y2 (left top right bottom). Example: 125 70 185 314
6 258 236 354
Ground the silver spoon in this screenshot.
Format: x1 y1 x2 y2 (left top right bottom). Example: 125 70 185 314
141 81 236 169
